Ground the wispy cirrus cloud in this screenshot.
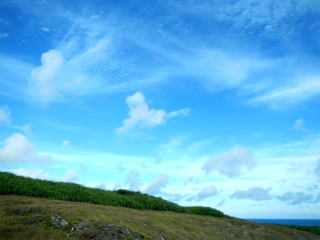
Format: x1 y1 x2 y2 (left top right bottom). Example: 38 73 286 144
166 0 320 39
0 55 33 100
0 106 11 124
251 75 320 108
0 2 159 102
1 0 320 109
292 118 314 135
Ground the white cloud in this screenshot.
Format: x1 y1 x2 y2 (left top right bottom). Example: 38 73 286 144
158 136 186 155
145 174 169 195
63 170 79 182
293 118 305 131
198 184 218 200
161 192 186 202
0 33 9 38
30 49 64 102
20 124 32 135
184 177 196 186
0 106 11 124
202 146 254 178
314 192 320 203
124 170 142 191
2 1 319 110
277 191 314 205
185 184 219 202
315 159 320 178
0 106 32 135
62 140 70 147
85 182 117 190
0 133 52 164
116 92 190 133
9 123 33 136
185 195 197 202
28 132 320 214
232 187 272 201
10 167 50 179
116 92 165 133
25 20 113 103
292 118 314 135
217 199 225 207
41 27 50 32
85 182 107 189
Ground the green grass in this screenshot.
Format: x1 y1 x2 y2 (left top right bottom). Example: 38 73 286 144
0 172 225 218
2 172 319 239
1 195 319 240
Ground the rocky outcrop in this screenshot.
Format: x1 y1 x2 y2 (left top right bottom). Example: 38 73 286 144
29 215 148 240
50 215 69 228
71 222 147 240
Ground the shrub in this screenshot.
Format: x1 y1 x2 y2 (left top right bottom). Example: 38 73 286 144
183 206 225 217
0 172 225 218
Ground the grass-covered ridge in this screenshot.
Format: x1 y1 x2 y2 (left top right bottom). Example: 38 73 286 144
0 172 225 218
1 195 319 240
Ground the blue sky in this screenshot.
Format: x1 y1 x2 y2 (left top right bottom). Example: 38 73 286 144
1 0 320 219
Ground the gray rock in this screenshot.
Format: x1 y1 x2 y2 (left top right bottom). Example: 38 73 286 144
70 221 92 233
50 215 69 228
26 216 49 225
72 222 147 240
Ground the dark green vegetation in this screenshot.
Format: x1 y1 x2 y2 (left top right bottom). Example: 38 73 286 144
1 195 319 240
185 206 224 217
0 172 224 218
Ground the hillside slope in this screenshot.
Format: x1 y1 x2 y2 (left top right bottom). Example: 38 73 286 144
1 195 319 240
0 172 225 218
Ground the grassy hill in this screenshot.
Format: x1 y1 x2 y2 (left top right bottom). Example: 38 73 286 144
0 172 319 240
0 172 225 217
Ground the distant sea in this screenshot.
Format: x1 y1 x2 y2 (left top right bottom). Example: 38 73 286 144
245 219 320 226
